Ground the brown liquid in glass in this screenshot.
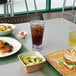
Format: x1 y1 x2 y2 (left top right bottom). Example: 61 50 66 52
31 24 44 45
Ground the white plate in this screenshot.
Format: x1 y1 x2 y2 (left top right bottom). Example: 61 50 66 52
0 37 22 58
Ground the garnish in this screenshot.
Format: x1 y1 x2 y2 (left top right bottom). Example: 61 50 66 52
59 59 65 64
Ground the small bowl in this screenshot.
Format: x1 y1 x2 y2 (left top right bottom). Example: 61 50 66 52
18 51 46 73
0 23 15 35
16 31 27 39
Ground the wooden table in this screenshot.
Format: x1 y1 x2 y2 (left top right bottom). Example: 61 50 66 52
0 18 76 76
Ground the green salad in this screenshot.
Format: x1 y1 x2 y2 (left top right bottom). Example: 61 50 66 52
0 25 12 31
22 55 43 65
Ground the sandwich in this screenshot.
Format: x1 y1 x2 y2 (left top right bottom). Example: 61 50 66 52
59 48 76 69
63 53 76 69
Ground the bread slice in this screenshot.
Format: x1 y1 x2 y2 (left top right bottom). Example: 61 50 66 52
63 62 73 69
63 53 76 64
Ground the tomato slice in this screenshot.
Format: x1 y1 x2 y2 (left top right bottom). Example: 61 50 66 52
20 32 24 35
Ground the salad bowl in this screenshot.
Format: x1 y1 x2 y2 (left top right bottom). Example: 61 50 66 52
0 23 15 35
18 51 46 73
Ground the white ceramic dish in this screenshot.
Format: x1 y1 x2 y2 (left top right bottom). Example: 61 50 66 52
0 23 15 35
16 31 27 39
0 37 22 57
18 51 46 73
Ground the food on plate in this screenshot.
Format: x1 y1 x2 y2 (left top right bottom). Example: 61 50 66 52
59 51 76 69
0 40 13 54
2 45 13 53
0 25 12 31
22 55 43 65
0 40 5 48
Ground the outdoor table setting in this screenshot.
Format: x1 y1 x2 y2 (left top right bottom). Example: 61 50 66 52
0 18 76 76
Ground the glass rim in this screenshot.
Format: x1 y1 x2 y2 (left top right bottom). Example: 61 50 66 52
30 20 45 25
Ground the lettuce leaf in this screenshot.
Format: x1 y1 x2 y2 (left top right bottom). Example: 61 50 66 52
59 59 65 64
